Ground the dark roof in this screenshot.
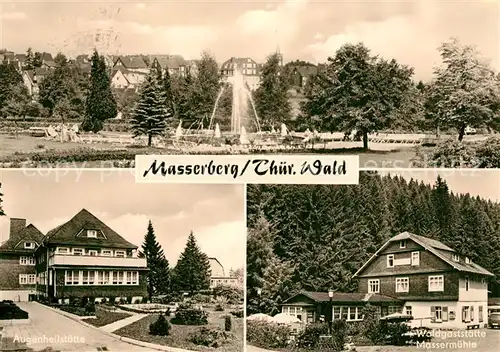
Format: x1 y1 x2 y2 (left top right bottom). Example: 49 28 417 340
353 232 494 278
0 224 44 253
114 56 148 69
292 66 318 77
15 54 27 62
221 57 258 70
44 209 138 249
282 291 402 305
41 52 53 62
152 55 187 69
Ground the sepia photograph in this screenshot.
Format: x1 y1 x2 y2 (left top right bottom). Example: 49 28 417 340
0 171 245 352
246 170 500 351
0 0 498 168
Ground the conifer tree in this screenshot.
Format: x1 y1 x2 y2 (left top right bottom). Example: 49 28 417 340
82 50 117 132
172 231 211 293
139 220 170 300
131 71 170 146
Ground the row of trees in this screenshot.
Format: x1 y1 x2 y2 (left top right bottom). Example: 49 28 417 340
246 173 500 315
298 38 500 147
139 220 226 299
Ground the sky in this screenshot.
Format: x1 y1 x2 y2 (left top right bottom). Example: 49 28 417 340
0 0 498 80
0 170 245 271
378 169 500 203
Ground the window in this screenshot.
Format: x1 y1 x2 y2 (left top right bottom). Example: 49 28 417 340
118 272 124 284
24 242 35 249
435 306 442 321
400 240 407 249
396 277 409 293
88 250 98 256
132 271 138 285
479 306 483 323
462 306 471 322
452 254 460 262
19 274 28 285
368 279 380 293
332 307 362 322
82 271 89 285
19 256 27 265
405 306 412 316
465 257 471 264
65 270 80 285
481 278 487 285
101 249 112 256
115 250 125 258
88 271 95 285
73 248 83 256
112 271 118 284
87 230 98 238
388 306 401 315
98 271 110 285
428 275 444 292
465 277 469 291
387 255 394 268
283 306 303 318
126 271 132 285
57 247 69 254
333 307 341 320
411 252 420 266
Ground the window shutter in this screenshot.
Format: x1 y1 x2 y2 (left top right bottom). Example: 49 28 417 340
430 306 436 322
462 307 466 322
471 306 474 321
442 307 448 322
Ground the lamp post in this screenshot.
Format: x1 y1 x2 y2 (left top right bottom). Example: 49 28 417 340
328 290 334 336
257 288 262 313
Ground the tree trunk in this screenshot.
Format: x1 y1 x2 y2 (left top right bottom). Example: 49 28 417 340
458 124 466 142
362 131 369 150
148 133 152 147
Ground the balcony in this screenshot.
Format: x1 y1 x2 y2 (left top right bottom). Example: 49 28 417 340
48 254 147 268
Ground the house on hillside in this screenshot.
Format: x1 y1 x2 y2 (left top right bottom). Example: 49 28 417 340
113 55 149 74
22 68 50 99
209 257 240 289
220 57 261 91
34 209 148 302
150 55 188 77
288 65 318 88
110 68 147 92
0 218 44 301
281 232 494 329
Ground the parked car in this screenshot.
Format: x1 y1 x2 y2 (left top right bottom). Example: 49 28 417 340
488 312 500 328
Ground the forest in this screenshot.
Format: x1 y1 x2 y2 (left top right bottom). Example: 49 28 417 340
246 173 500 315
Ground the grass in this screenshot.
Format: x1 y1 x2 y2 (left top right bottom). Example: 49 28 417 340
114 309 243 352
82 310 132 327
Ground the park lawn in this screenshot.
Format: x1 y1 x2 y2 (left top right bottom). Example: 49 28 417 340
114 310 244 352
82 310 132 327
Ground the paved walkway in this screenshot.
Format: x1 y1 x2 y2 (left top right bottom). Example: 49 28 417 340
100 313 147 333
1 302 156 351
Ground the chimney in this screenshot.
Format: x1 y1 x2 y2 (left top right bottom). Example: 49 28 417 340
10 218 26 241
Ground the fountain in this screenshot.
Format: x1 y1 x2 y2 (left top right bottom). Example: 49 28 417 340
175 120 183 139
214 123 221 138
281 123 288 137
240 126 249 145
208 67 260 136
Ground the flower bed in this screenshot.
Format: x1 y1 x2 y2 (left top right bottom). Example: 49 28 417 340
0 301 29 320
118 303 174 314
82 311 131 327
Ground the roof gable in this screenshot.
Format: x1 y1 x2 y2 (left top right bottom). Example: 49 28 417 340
0 224 44 252
44 209 137 249
353 232 494 278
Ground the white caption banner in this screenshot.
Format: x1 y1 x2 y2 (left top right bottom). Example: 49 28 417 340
135 155 359 184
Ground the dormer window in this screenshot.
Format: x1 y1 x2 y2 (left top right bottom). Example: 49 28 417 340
87 230 98 238
24 242 35 249
452 254 460 262
73 248 83 256
400 240 407 249
465 257 471 264
115 250 125 258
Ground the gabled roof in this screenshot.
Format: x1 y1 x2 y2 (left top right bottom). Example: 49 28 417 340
282 291 402 305
44 208 138 249
0 224 44 253
209 257 225 277
114 56 148 69
41 52 53 62
152 55 187 69
220 57 258 70
353 232 494 278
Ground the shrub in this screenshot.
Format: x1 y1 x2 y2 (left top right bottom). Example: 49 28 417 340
172 307 208 325
0 302 29 320
213 285 243 304
119 298 127 305
84 302 95 314
215 304 224 312
133 298 142 304
224 315 232 332
331 319 347 351
109 296 116 305
297 322 329 348
188 327 228 348
126 296 133 304
230 310 244 318
192 294 212 304
246 321 291 349
149 314 171 336
361 305 385 344
382 321 411 346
